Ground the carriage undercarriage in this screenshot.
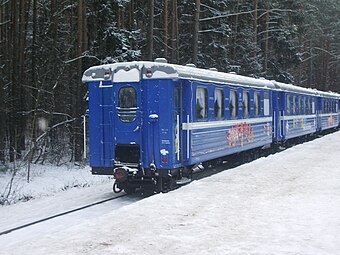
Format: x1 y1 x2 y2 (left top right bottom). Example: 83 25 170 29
112 165 193 194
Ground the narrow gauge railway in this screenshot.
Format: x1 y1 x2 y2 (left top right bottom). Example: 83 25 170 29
1 130 335 237
0 194 128 236
82 58 340 194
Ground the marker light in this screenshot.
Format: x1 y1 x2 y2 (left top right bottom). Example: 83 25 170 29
104 70 111 79
146 69 153 78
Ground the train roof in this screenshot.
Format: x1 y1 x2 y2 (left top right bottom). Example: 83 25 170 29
272 81 318 96
82 61 275 89
82 60 340 98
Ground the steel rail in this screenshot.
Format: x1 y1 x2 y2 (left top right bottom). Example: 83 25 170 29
0 194 128 236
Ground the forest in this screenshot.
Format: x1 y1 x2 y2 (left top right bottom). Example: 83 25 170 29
0 0 339 166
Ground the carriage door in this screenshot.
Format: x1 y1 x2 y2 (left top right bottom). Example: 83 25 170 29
279 92 285 139
174 83 182 162
113 83 142 165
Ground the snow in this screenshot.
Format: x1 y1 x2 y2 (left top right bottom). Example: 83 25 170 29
113 67 141 83
1 131 340 254
0 164 111 205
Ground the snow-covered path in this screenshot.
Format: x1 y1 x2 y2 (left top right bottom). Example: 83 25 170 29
1 132 340 255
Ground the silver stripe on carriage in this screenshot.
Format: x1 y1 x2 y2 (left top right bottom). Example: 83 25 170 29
182 117 273 131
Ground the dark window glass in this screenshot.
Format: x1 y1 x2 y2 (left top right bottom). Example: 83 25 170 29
174 87 181 119
196 87 208 120
306 97 310 114
118 86 137 122
286 95 291 115
332 101 336 113
230 90 238 118
214 89 224 120
254 92 261 116
243 91 250 118
324 100 329 113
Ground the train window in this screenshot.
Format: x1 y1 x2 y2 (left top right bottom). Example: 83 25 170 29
306 97 310 114
196 87 208 120
174 86 181 119
174 87 180 109
230 90 238 118
254 92 261 116
214 89 224 120
302 97 305 114
292 96 296 114
118 86 137 122
243 91 250 118
286 95 291 115
323 100 326 113
332 101 337 113
298 97 302 115
312 98 315 114
324 100 329 113
264 92 270 116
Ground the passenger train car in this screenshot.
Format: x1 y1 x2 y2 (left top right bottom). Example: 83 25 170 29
82 59 340 193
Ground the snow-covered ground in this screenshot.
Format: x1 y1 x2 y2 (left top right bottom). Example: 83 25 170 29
0 164 112 205
1 131 340 255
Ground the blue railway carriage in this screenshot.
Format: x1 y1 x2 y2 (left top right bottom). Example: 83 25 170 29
82 59 277 192
82 59 340 193
317 91 339 132
272 82 319 142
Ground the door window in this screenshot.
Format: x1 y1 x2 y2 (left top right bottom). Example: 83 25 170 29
118 86 137 122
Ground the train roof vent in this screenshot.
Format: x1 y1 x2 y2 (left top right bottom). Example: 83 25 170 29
154 58 167 63
186 63 196 68
209 68 218 71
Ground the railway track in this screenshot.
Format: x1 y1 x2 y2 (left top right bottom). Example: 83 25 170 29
0 193 128 236
1 130 336 237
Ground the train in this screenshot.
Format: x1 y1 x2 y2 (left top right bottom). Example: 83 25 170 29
82 58 340 193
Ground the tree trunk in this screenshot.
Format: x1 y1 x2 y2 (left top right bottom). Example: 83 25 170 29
0 1 8 164
147 0 154 61
129 0 134 31
263 1 270 74
9 0 20 162
73 0 87 161
171 0 179 63
253 0 258 58
193 0 200 65
164 0 168 59
233 0 240 60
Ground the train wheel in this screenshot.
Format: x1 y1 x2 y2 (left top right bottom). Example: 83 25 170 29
182 166 193 178
202 159 222 169
202 160 213 169
124 185 136 194
113 182 122 193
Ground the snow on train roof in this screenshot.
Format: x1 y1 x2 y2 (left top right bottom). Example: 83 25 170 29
272 81 318 96
82 61 340 98
82 61 275 89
